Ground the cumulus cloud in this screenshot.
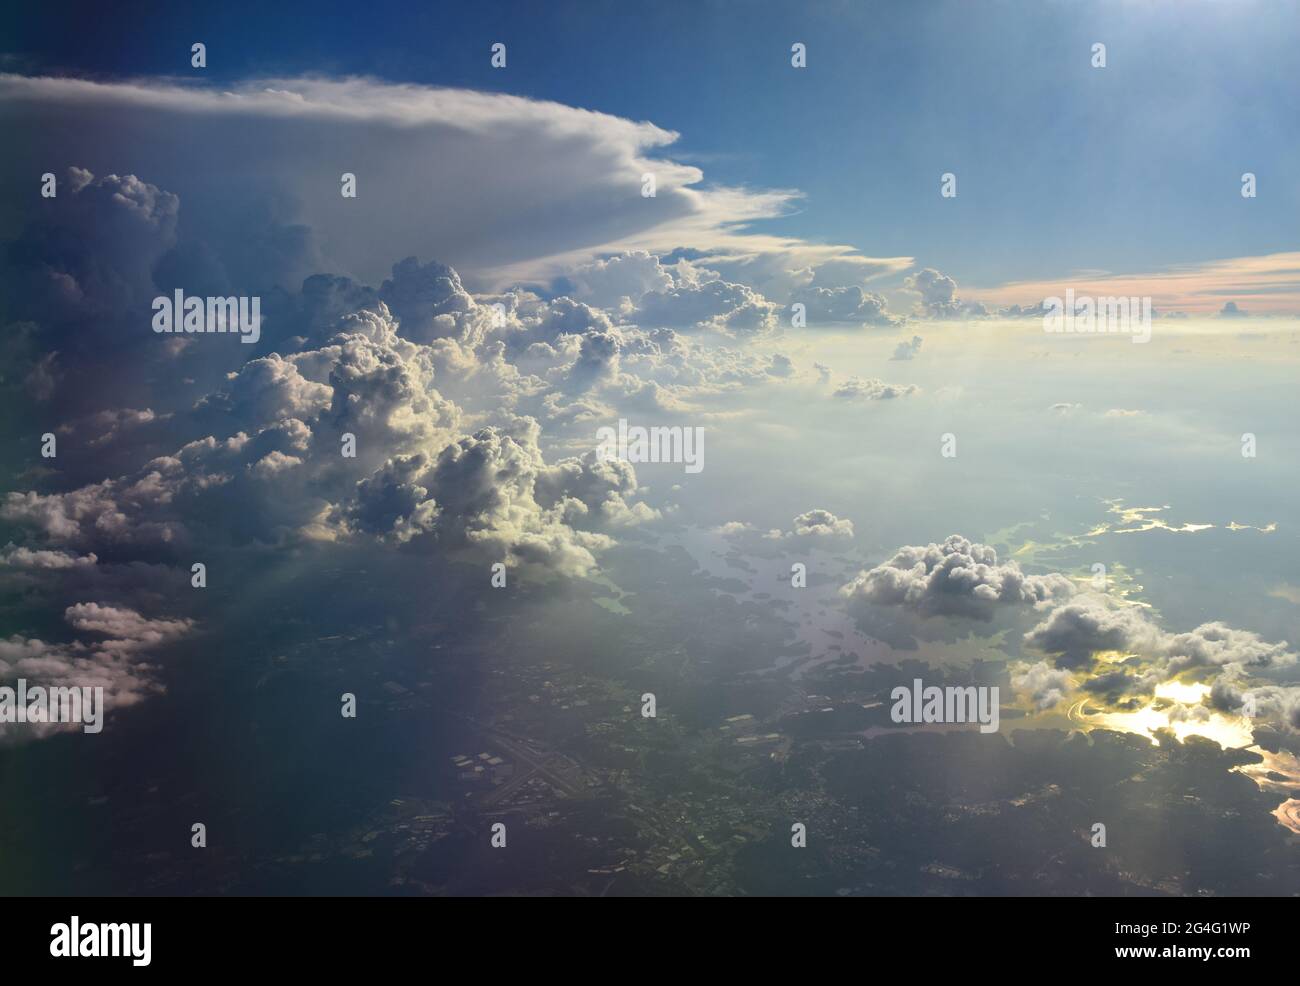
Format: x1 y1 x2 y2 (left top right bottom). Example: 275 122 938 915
628 263 779 336
1022 596 1163 669
1080 666 1165 704
557 251 674 312
1210 680 1300 732
515 297 614 347
1161 622 1296 676
789 284 898 327
790 509 854 539
5 282 658 578
0 544 97 569
0 602 193 743
766 354 796 378
840 539 1294 731
68 408 166 448
832 377 918 400
713 521 754 537
1 168 179 325
903 268 987 319
683 247 914 305
764 509 855 541
840 535 1074 620
0 75 944 744
1011 660 1078 710
332 415 660 575
4 232 765 600
890 335 923 361
379 257 480 344
1024 593 1297 676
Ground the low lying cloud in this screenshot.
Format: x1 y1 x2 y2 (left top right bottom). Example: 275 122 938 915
1024 593 1297 677
1011 660 1078 710
966 251 1300 316
0 603 193 743
841 536 1074 620
891 335 923 361
762 509 855 541
832 377 918 401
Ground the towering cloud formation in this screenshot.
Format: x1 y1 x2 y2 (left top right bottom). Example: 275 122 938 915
0 74 894 294
4 266 668 576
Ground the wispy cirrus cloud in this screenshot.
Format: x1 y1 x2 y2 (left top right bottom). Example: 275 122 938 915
967 251 1300 316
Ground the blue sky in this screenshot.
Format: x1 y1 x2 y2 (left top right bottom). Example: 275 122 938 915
5 0 1298 294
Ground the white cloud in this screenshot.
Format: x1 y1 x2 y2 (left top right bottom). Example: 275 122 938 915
0 602 193 743
832 377 918 401
0 74 868 295
1011 660 1078 710
841 535 1074 619
762 509 855 541
891 335 923 361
